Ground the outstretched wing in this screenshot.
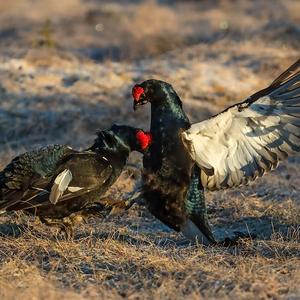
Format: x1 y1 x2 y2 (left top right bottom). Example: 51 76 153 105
181 59 300 191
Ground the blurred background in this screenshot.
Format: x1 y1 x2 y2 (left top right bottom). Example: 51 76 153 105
0 0 299 162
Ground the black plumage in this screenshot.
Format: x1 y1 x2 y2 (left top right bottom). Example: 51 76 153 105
0 125 151 236
132 59 300 245
132 80 216 245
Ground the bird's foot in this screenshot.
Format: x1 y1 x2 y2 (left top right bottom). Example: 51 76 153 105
108 190 145 216
39 214 84 240
58 225 74 240
125 190 145 207
59 214 85 240
108 200 129 215
217 231 256 247
125 165 141 179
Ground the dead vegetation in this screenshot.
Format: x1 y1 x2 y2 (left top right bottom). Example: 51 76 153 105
0 210 299 300
0 0 299 299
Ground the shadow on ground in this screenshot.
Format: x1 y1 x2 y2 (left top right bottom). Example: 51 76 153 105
1 214 298 249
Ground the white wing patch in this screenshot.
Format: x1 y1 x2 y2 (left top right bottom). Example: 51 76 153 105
32 186 49 193
50 169 73 204
181 59 300 191
68 186 84 192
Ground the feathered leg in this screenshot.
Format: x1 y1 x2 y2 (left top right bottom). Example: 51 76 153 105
109 179 145 215
185 167 252 246
184 166 216 245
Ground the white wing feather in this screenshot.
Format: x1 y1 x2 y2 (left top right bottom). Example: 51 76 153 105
182 59 300 191
50 169 73 204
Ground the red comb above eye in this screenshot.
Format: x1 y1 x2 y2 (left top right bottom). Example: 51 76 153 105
136 130 152 150
132 86 144 102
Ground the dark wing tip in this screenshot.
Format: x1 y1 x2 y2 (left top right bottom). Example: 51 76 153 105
245 58 300 105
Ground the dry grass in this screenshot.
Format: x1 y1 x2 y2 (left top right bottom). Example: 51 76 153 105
0 211 299 299
0 0 299 299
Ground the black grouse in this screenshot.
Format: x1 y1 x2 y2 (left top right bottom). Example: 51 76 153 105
0 124 152 236
132 59 300 245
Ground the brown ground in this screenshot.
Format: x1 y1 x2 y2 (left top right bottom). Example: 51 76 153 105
0 0 299 299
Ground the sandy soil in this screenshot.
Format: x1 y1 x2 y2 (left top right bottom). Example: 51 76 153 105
0 0 299 299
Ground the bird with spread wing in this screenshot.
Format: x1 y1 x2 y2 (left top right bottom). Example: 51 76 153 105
132 59 300 245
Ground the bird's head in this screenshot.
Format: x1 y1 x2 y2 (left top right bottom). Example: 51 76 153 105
97 125 152 154
132 79 177 111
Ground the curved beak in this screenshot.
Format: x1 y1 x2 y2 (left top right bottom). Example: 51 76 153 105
133 101 141 111
133 98 148 111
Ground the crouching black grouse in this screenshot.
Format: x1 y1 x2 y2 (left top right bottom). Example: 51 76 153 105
0 125 152 237
132 59 300 245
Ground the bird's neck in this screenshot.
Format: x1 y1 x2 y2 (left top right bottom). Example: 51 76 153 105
150 94 190 134
95 144 129 167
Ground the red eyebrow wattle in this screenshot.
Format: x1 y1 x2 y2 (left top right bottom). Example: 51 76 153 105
136 130 152 150
132 86 144 102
